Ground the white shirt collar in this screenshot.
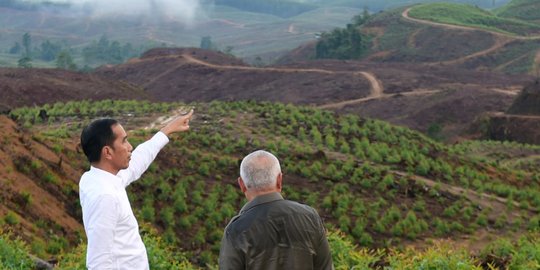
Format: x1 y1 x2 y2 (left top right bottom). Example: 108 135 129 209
89 166 124 188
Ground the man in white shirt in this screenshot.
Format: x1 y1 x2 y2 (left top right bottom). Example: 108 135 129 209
79 110 193 270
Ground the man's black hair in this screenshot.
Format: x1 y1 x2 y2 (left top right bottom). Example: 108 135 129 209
80 118 119 163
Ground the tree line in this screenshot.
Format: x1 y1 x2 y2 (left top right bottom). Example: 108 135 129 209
8 33 149 70
315 9 372 59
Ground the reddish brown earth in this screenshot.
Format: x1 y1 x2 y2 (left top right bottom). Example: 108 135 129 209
96 48 373 105
0 115 83 244
0 68 152 111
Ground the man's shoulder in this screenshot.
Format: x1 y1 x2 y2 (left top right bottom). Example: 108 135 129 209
79 171 117 196
280 199 319 215
228 199 319 228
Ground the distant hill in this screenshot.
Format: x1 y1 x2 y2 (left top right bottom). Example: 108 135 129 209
283 3 540 75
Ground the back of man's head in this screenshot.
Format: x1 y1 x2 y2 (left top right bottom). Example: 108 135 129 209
240 150 281 191
80 118 118 163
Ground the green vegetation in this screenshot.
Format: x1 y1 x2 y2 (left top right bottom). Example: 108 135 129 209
2 227 540 269
496 0 540 22
5 33 150 70
315 9 372 59
408 3 540 36
5 99 540 267
0 231 36 269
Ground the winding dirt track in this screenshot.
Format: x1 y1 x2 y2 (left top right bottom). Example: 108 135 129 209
183 54 390 106
141 53 386 104
402 8 515 66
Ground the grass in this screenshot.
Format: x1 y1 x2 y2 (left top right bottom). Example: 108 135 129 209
367 8 419 51
495 0 540 21
408 2 540 36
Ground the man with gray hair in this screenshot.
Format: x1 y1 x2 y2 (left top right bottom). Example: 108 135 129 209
219 150 333 270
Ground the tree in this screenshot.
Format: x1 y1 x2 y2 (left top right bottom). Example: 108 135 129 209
18 56 32 68
9 42 21 54
56 50 77 70
40 40 62 61
22 32 31 57
223 46 234 56
352 7 371 26
200 36 213 50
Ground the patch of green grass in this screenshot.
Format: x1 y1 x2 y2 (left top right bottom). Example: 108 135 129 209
496 0 540 21
409 3 540 36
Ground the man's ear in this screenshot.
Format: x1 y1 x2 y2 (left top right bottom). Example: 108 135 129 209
102 146 113 160
238 177 248 193
276 173 282 192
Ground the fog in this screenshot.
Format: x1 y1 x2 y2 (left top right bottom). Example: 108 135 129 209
22 0 201 23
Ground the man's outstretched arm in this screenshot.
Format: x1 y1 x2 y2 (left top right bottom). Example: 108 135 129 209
118 109 194 186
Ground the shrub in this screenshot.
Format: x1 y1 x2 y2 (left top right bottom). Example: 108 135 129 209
0 231 35 269
4 211 20 225
327 231 383 269
387 243 482 269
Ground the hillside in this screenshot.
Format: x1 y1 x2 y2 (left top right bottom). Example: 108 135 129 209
96 48 373 105
99 47 534 140
2 99 540 268
408 3 540 36
285 3 540 75
0 47 533 142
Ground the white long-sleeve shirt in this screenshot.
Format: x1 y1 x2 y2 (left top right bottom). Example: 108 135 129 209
79 132 169 270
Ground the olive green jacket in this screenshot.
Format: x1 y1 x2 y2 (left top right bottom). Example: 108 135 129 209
219 192 333 270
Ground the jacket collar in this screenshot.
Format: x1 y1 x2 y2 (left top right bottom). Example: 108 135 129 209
239 192 284 214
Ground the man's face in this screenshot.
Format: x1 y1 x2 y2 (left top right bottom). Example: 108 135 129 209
109 124 133 171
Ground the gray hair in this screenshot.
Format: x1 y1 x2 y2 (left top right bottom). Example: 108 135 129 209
240 150 281 191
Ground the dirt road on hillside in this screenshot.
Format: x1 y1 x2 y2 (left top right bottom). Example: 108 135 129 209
181 53 384 103
317 71 384 109
433 36 512 66
182 53 517 109
317 89 441 109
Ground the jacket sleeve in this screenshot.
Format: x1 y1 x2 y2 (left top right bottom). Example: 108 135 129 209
218 229 245 270
117 131 169 187
85 194 119 269
313 213 334 270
